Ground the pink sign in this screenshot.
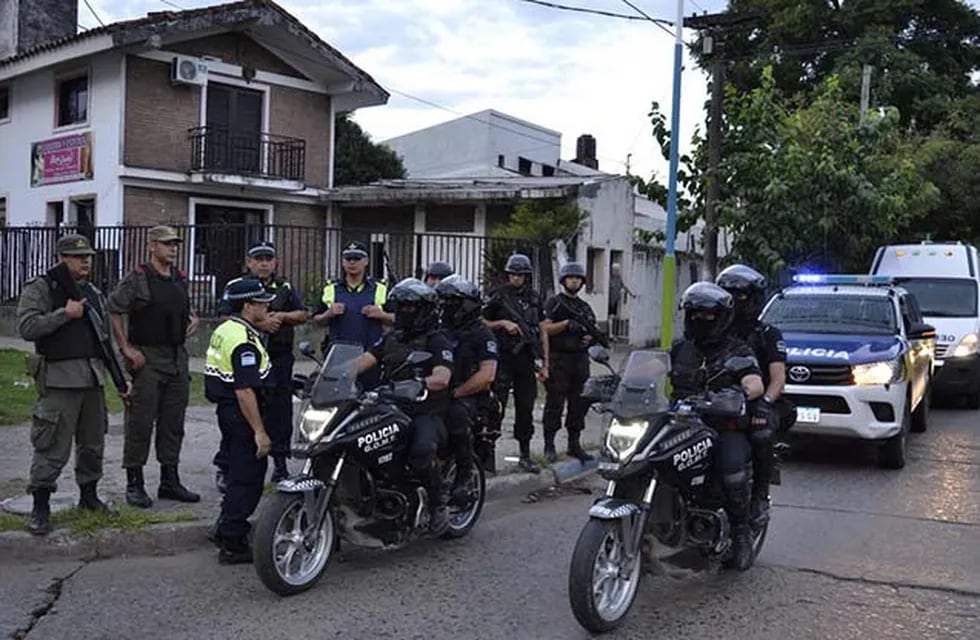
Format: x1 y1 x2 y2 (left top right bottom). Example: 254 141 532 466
30 133 93 187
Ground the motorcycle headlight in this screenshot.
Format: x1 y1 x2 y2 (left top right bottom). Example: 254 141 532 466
298 407 338 443
952 333 979 358
852 359 902 386
605 419 649 461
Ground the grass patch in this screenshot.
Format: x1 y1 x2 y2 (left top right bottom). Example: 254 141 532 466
0 349 208 426
0 505 196 534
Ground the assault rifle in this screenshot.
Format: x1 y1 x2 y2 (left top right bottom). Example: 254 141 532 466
494 293 544 361
47 263 128 395
555 297 610 348
382 249 399 284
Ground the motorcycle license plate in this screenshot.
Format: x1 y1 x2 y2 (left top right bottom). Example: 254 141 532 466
796 406 821 423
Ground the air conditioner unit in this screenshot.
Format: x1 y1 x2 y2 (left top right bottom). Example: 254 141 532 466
171 55 209 87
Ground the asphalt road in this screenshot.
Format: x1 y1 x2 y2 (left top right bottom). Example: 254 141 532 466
3 408 979 640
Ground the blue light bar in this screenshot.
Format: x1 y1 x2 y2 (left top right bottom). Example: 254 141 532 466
792 274 895 285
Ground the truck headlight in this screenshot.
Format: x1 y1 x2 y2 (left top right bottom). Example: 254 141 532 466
852 360 902 386
298 407 338 442
605 419 648 461
952 333 979 358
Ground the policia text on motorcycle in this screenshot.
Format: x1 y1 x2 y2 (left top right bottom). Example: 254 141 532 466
482 254 550 474
18 234 133 536
716 264 787 521
435 275 499 498
355 278 455 536
108 225 201 509
204 278 277 565
218 241 308 484
541 262 599 464
669 282 765 571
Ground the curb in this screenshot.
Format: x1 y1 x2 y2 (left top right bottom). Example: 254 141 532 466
0 461 598 565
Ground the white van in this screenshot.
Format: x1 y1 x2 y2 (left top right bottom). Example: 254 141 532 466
870 242 980 408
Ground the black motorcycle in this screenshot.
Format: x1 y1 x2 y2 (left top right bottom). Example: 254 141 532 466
567 347 784 633
253 343 487 596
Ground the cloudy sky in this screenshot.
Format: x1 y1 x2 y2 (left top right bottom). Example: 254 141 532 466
89 0 977 182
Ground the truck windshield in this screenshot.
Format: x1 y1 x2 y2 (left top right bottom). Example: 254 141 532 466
762 295 897 335
893 278 978 318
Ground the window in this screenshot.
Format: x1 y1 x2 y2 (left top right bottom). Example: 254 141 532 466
46 201 65 227
587 247 605 293
0 86 9 121
542 164 555 177
762 295 897 335
497 154 505 168
518 156 532 175
57 74 88 127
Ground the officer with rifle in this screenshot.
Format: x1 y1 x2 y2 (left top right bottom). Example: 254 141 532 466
17 234 131 535
541 262 602 463
482 254 549 473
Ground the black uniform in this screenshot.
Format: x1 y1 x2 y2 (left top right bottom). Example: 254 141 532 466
741 322 787 503
542 292 595 443
444 320 499 476
483 285 543 445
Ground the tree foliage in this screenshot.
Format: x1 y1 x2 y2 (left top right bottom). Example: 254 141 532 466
333 112 407 186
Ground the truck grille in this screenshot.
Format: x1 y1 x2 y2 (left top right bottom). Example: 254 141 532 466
783 393 850 414
935 344 950 359
787 364 853 386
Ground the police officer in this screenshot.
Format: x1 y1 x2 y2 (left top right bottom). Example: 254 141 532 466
312 241 393 389
205 278 276 565
435 275 498 502
483 254 549 473
716 264 786 521
18 234 131 535
218 241 308 483
541 262 596 463
357 278 454 535
108 225 200 508
669 282 765 570
424 261 454 288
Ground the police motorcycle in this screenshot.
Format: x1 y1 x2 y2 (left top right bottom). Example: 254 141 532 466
252 342 486 596
567 346 777 633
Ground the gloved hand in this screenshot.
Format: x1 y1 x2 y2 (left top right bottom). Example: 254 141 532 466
567 318 586 335
750 397 774 431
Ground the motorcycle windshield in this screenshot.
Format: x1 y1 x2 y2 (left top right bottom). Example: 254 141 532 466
609 350 671 418
311 343 363 407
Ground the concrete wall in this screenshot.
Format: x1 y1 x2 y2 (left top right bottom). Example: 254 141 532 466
628 244 704 346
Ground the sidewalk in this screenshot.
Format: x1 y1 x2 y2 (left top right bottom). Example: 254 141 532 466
0 337 629 563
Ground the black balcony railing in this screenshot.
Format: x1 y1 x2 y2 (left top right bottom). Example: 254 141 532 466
189 126 306 182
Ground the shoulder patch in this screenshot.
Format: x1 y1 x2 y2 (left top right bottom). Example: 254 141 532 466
486 340 498 354
776 340 787 353
239 350 257 367
441 349 454 362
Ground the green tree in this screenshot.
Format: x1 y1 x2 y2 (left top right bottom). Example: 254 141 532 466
333 112 407 186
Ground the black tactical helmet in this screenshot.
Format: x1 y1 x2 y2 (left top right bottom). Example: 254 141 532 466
425 260 455 280
716 264 768 329
680 282 734 345
559 261 587 284
504 253 533 275
435 274 482 329
388 277 438 334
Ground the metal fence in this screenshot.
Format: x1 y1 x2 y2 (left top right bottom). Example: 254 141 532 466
0 224 546 317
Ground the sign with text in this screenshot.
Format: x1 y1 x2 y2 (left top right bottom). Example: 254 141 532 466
30 132 93 187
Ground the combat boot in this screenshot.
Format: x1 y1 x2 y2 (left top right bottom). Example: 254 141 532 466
543 432 558 463
567 431 594 463
27 489 51 536
270 456 289 483
724 475 754 571
77 482 109 513
125 467 153 509
159 465 200 503
218 537 253 565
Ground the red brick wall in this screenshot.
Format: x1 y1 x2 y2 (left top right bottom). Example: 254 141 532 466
124 56 200 172
269 86 331 187
123 186 189 226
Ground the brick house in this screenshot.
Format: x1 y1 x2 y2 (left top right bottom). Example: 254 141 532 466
0 0 386 305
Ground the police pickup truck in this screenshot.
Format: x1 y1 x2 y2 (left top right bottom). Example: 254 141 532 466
759 275 936 469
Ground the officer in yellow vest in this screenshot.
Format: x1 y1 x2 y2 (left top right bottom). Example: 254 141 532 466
204 278 274 565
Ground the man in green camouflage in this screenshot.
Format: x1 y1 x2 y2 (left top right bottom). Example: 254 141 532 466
108 225 201 507
18 234 131 536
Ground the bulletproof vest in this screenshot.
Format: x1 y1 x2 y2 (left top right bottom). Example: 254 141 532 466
670 337 743 400
548 293 595 354
36 277 102 362
128 266 189 347
324 278 386 350
381 331 431 382
266 278 296 356
745 325 771 388
491 287 540 351
451 321 490 382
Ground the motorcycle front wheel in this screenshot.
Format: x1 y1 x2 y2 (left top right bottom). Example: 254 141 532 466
568 518 643 634
253 492 335 596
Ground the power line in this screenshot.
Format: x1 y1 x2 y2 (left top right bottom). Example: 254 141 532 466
82 0 106 28
158 0 186 10
515 0 651 22
620 0 676 38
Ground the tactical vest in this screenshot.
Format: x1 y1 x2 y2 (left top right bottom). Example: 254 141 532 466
548 293 595 354
451 321 492 383
490 287 540 353
266 278 296 356
36 277 102 362
745 325 773 388
381 331 430 382
321 278 388 349
205 317 271 401
128 266 189 347
670 338 743 400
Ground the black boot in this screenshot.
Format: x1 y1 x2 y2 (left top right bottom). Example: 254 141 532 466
517 440 540 474
270 456 289 483
218 537 253 565
750 430 774 522
567 431 594 463
543 433 558 463
215 467 228 495
428 469 450 536
77 482 108 513
724 477 754 571
27 489 51 536
125 467 153 509
450 459 474 507
158 465 201 503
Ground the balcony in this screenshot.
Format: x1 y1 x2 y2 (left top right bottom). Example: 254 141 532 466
188 126 306 182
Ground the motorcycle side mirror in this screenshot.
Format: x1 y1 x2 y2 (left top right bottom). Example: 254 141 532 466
588 345 610 363
724 355 758 374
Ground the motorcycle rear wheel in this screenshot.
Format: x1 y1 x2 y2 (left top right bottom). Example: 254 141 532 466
568 518 643 634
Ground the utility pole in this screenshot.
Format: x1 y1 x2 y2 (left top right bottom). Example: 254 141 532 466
859 64 873 124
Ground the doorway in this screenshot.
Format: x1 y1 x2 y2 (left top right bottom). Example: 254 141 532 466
204 83 264 175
